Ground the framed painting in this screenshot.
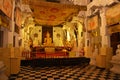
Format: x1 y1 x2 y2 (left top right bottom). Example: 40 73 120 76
87 13 100 31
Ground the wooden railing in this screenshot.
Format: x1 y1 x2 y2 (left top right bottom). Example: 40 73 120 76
22 50 31 60
22 51 68 59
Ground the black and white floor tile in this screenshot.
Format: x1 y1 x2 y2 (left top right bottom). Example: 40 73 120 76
10 65 120 80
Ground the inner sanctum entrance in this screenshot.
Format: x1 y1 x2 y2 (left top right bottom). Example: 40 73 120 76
110 32 120 55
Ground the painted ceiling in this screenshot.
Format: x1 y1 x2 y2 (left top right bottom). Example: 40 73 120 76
22 0 87 26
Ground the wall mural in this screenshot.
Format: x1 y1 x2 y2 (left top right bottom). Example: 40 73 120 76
106 3 120 34
2 0 13 19
53 27 64 46
106 3 120 26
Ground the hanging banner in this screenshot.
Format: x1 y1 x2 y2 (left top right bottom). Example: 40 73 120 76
106 3 120 26
1 0 13 19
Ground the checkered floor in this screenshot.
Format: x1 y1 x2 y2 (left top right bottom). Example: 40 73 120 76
10 64 120 80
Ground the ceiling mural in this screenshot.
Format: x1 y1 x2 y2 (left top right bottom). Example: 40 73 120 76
22 0 86 26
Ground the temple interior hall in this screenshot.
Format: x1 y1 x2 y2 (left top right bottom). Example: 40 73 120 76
0 0 120 80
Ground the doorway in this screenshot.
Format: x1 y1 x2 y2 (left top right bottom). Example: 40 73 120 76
110 32 120 55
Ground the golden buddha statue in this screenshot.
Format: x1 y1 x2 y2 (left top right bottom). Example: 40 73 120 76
44 31 53 46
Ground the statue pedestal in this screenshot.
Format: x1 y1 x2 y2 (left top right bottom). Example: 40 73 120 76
110 44 120 74
110 60 120 74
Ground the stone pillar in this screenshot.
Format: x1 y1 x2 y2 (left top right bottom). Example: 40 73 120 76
96 7 113 69
100 7 111 47
7 0 15 47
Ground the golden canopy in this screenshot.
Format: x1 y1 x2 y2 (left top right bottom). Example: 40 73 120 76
22 0 86 26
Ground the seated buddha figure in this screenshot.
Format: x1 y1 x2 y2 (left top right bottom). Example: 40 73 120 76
44 31 53 46
33 37 39 47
